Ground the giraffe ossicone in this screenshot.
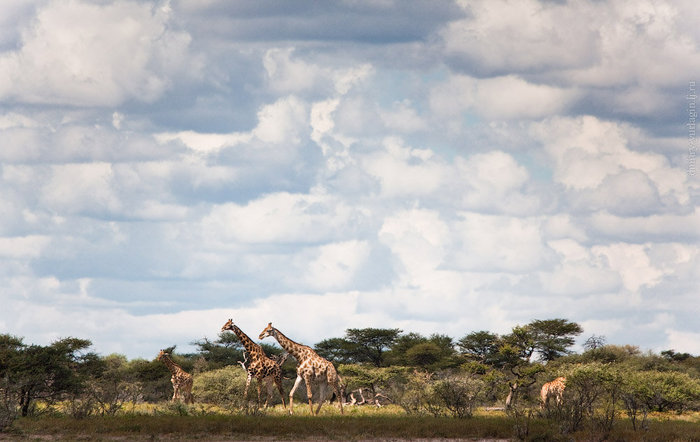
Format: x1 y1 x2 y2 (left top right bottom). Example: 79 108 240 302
259 322 344 415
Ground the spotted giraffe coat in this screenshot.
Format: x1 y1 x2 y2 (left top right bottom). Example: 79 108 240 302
221 319 286 407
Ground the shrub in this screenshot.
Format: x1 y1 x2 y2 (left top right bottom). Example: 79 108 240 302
432 375 485 418
547 363 623 434
192 366 248 410
642 370 700 413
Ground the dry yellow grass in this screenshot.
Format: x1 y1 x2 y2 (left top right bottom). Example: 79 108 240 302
3 403 699 441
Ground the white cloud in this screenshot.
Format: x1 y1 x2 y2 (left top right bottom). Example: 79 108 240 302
665 329 700 355
264 48 323 94
451 213 549 273
0 235 51 259
575 169 661 216
443 0 597 74
300 240 372 291
40 162 121 215
201 192 366 245
253 96 309 145
592 243 664 292
379 100 428 132
0 0 195 106
379 207 450 286
1 0 698 359
569 1 700 89
263 48 373 97
543 215 588 243
155 131 252 155
444 0 700 91
453 151 539 214
362 137 446 198
158 95 309 153
541 239 622 296
531 116 690 210
430 74 578 120
589 210 700 241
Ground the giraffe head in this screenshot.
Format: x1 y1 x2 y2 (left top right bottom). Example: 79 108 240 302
157 349 168 361
221 318 235 332
259 322 275 340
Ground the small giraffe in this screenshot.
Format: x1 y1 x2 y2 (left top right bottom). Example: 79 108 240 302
221 318 287 408
157 349 194 404
259 322 344 415
540 376 566 408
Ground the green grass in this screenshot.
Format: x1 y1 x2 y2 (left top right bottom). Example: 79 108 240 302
4 405 700 441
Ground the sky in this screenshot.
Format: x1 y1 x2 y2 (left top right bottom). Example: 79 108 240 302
0 0 698 360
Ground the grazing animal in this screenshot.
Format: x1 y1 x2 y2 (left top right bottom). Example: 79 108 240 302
540 376 566 408
221 318 287 408
157 349 194 404
259 322 344 415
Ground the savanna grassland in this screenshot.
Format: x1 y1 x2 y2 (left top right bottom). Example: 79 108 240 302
2 320 700 440
3 403 700 441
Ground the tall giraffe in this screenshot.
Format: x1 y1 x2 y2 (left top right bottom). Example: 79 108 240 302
259 322 344 415
540 376 566 408
221 318 287 408
157 349 194 404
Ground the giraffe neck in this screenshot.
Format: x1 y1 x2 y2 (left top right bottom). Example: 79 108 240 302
271 327 310 362
161 354 182 375
232 324 263 357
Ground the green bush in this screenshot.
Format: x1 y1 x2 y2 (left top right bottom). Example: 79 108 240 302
642 370 700 413
432 375 485 418
548 363 623 434
192 366 248 410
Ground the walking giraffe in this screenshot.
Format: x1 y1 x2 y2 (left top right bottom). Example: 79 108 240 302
221 318 287 408
157 349 194 404
259 323 344 415
540 376 566 408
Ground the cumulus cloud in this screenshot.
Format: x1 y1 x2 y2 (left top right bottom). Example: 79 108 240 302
430 74 579 120
541 239 622 296
442 0 598 75
442 0 700 120
0 0 698 359
362 137 446 198
0 0 196 106
451 213 551 273
531 116 690 212
453 151 540 214
201 192 367 245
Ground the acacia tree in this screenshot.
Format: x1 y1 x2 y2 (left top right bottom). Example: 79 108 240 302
458 319 583 408
0 334 25 428
192 333 244 369
314 337 356 365
457 331 500 365
315 328 402 367
528 319 583 361
345 328 402 367
11 337 99 416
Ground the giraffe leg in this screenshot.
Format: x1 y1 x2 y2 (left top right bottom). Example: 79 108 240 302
256 377 263 408
315 382 327 415
185 379 194 404
275 376 287 408
244 373 252 402
333 381 344 415
304 374 315 415
288 375 303 415
263 377 273 408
